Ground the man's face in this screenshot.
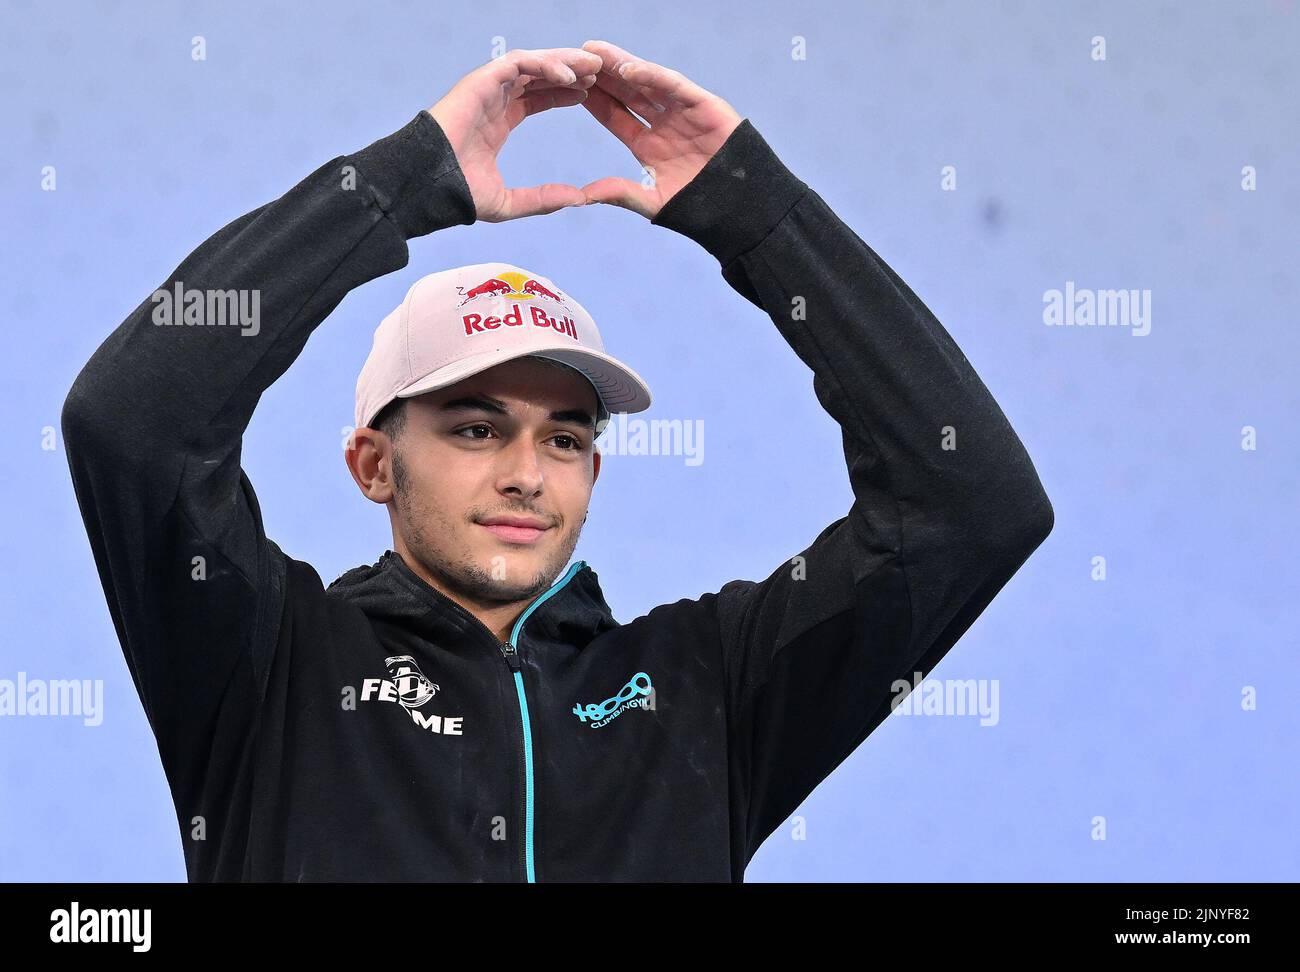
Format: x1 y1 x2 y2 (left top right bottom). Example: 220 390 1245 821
356 357 602 610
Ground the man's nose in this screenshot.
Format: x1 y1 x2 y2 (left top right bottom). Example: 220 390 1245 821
498 434 545 496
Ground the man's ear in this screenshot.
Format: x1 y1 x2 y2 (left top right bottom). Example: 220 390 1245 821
592 443 602 485
345 427 395 504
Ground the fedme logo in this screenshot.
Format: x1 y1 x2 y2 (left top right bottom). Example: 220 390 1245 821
361 655 464 736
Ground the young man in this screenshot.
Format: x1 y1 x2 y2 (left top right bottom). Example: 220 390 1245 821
62 41 1053 882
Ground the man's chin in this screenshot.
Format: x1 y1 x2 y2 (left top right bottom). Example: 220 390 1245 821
470 543 560 596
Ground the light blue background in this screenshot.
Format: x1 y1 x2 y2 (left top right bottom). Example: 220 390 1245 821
3 0 1297 881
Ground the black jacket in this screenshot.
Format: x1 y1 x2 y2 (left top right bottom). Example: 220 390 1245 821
61 109 1054 882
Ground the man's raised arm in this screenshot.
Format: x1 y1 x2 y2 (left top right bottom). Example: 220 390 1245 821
59 48 607 823
575 40 1052 866
651 118 1053 863
59 110 475 783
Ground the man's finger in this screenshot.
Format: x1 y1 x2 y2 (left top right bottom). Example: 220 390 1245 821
581 39 709 108
518 85 590 120
616 60 709 107
587 56 665 110
580 175 654 219
513 73 598 96
578 82 649 148
497 182 589 221
591 68 665 122
492 48 603 87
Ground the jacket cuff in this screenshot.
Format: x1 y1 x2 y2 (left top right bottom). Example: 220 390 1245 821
349 110 477 239
650 118 808 265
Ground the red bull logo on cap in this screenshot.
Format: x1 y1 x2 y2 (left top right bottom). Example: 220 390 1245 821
457 270 568 308
457 271 579 342
462 303 579 341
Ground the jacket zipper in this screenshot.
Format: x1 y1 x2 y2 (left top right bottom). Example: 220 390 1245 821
503 559 587 883
497 641 528 882
392 553 586 883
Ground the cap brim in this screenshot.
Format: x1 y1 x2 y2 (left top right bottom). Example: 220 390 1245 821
394 345 653 417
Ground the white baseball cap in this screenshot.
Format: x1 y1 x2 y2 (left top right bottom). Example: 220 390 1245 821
355 262 652 437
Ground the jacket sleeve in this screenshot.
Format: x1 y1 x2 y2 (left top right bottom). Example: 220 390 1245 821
651 119 1054 865
59 111 475 801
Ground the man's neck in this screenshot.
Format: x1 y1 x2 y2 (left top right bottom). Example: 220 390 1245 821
395 546 523 645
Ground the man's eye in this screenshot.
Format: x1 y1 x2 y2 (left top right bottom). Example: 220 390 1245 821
454 426 581 450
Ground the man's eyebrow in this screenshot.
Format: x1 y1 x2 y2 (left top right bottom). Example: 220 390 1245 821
437 395 596 429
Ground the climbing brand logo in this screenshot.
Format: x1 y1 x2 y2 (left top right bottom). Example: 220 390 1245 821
572 671 654 729
361 654 464 735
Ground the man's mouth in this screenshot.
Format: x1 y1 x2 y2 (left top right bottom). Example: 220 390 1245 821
477 516 551 545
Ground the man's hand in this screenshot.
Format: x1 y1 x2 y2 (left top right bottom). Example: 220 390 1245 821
577 40 744 220
427 48 603 222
